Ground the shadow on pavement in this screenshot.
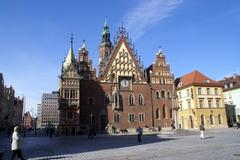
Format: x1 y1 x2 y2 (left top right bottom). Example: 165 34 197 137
0 133 176 159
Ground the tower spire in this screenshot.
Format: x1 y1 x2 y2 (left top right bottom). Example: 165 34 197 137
70 33 73 48
104 16 107 27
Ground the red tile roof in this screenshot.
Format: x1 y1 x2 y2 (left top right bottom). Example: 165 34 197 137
176 70 221 89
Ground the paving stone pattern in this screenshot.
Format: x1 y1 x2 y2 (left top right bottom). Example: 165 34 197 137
0 128 240 160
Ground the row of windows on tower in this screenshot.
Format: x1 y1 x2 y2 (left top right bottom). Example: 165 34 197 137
113 107 172 123
113 113 145 123
104 94 144 106
64 89 77 99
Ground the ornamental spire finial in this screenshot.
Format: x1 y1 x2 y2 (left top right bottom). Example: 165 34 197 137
70 33 73 48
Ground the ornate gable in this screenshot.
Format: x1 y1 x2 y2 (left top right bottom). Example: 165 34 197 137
61 64 80 79
101 35 145 83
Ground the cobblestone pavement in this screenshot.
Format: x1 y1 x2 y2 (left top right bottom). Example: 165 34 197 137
0 128 240 160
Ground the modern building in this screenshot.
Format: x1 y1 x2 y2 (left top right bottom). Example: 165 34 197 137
175 71 227 129
0 73 23 130
37 104 42 128
40 92 59 128
58 20 175 135
219 74 240 125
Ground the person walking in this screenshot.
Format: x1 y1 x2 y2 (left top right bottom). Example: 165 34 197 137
11 126 26 160
136 127 143 143
199 124 205 140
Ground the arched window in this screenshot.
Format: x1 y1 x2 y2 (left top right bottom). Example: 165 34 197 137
200 115 205 125
218 114 222 124
167 92 171 99
105 93 110 105
210 114 214 125
163 104 167 118
189 115 194 128
138 94 144 106
156 109 160 119
170 108 172 118
161 90 165 98
156 91 160 99
129 94 135 105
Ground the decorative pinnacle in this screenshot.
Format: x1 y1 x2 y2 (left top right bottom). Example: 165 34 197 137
158 45 162 53
104 16 107 27
82 39 86 48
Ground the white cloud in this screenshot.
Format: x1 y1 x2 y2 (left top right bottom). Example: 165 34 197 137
124 0 183 41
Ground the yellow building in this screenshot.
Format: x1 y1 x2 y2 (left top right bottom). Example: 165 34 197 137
175 71 227 129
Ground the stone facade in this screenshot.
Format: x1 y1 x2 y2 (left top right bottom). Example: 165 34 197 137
175 71 228 129
0 73 23 130
59 22 175 135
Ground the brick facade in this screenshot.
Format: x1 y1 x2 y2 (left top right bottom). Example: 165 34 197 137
59 22 175 135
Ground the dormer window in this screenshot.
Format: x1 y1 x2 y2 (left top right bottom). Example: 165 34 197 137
204 79 210 83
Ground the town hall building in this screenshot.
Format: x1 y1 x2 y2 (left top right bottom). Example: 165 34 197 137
58 20 175 135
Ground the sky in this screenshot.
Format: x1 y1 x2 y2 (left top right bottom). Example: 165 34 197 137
0 0 239 116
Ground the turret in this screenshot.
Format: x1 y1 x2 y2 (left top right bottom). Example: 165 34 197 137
99 18 112 64
63 34 76 71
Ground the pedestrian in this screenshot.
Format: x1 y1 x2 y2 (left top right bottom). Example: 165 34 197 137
136 126 143 143
11 126 26 160
199 124 205 139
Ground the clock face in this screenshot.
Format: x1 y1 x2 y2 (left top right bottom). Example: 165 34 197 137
120 79 129 87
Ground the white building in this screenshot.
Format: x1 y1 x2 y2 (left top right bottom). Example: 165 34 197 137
40 91 59 128
37 104 42 128
220 74 240 124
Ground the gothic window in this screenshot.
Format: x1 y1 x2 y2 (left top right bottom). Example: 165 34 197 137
163 104 167 118
161 90 165 98
70 89 75 99
114 113 120 123
64 89 69 98
139 113 145 122
105 93 110 105
156 91 160 99
129 114 135 122
128 94 135 105
156 109 160 119
138 94 144 106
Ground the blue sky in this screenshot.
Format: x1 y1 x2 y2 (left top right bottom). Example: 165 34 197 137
0 0 239 116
